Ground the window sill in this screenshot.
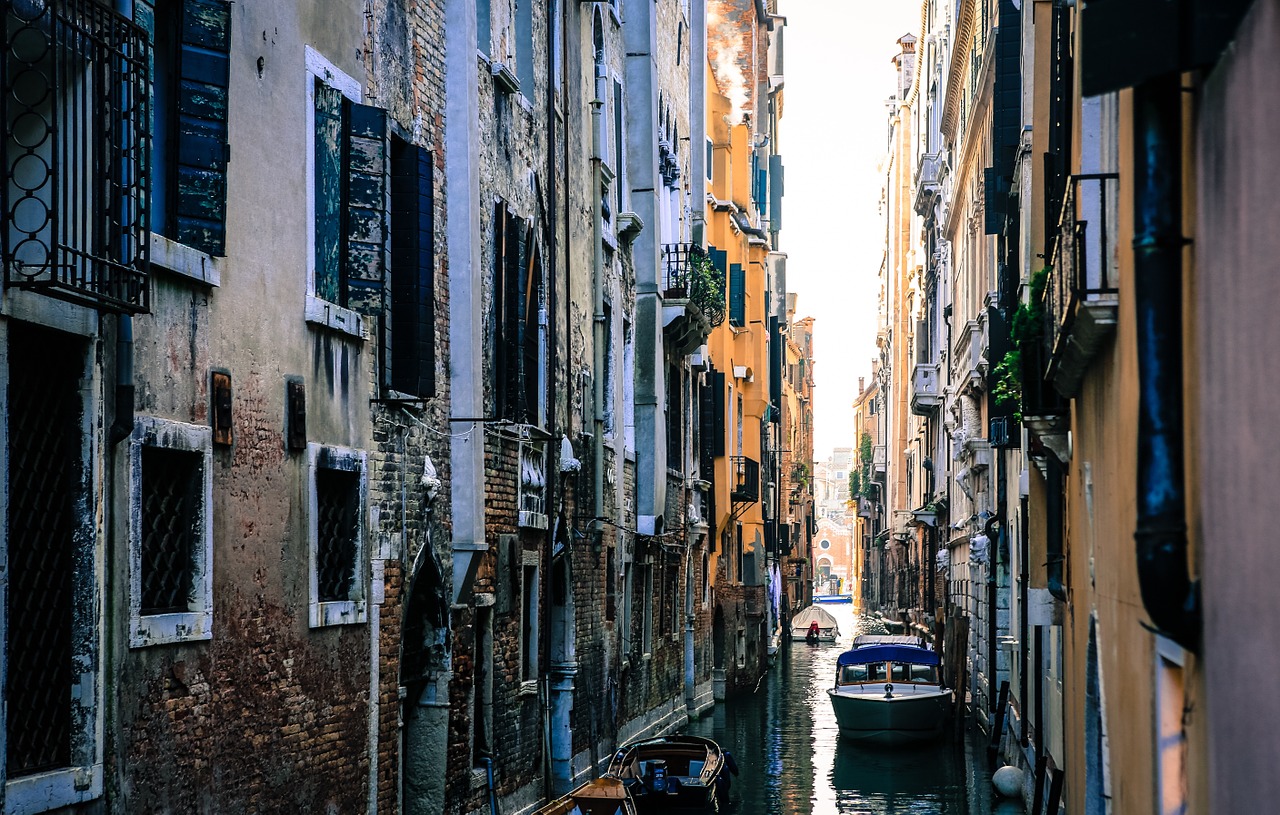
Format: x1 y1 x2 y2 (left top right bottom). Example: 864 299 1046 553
305 295 366 340
309 599 368 628
129 610 213 649
150 234 221 287
6 765 103 814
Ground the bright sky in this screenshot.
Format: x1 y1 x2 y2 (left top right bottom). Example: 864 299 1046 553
779 0 918 460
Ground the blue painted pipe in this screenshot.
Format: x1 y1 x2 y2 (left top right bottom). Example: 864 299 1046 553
1132 74 1199 652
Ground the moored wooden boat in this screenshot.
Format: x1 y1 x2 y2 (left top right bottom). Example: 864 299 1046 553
533 776 637 815
790 604 841 642
826 635 951 745
606 734 737 812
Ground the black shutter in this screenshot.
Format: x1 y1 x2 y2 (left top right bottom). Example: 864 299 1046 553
711 368 726 458
699 375 715 476
174 0 232 256
505 215 524 420
729 263 745 326
492 203 508 417
342 101 389 316
984 167 1005 235
768 316 781 421
388 139 436 397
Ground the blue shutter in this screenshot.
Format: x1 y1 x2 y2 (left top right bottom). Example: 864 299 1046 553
174 0 232 256
342 101 389 315
729 263 745 327
388 140 435 397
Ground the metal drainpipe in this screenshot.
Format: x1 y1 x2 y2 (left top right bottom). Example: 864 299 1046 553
541 5 559 800
1132 74 1200 653
109 0 136 447
591 55 605 537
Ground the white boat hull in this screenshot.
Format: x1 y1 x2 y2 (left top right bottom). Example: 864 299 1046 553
826 686 952 745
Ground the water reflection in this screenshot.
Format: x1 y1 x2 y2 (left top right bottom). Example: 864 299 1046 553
685 606 996 815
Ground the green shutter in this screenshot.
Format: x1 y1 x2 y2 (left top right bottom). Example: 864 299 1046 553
174 0 232 256
313 81 344 303
342 101 389 315
729 263 745 327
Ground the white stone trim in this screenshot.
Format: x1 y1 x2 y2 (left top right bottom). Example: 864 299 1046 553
4 765 104 815
304 295 367 340
307 443 369 628
303 46 363 318
149 234 221 288
128 416 214 648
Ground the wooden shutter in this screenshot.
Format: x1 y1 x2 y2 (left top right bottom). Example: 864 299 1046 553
492 203 508 416
342 101 389 316
711 368 726 457
388 140 435 397
729 263 745 326
314 82 344 303
174 0 232 256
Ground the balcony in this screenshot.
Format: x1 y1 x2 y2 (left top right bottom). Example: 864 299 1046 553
910 362 942 415
518 442 548 530
953 319 987 394
1044 173 1120 398
661 243 724 355
913 152 942 216
2 0 152 313
872 444 886 477
729 456 760 503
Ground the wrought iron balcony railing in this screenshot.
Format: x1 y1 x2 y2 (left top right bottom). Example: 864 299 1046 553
729 455 759 503
2 0 151 313
1043 173 1120 397
661 243 726 328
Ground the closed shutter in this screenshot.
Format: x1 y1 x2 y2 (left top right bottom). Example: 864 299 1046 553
174 0 232 256
699 375 715 476
729 263 745 326
711 369 726 458
342 102 389 315
314 82 344 303
388 139 435 397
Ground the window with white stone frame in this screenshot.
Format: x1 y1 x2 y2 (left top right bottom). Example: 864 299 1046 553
307 443 368 627
129 416 214 648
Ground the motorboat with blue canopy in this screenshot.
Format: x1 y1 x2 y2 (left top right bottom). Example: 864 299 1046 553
826 635 951 744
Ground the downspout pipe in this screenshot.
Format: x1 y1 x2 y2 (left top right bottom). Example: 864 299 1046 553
1132 74 1199 653
591 50 605 536
109 0 136 447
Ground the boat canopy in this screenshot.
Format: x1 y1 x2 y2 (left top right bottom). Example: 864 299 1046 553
791 605 839 629
836 644 940 667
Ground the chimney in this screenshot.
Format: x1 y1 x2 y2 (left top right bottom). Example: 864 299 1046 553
859 377 865 394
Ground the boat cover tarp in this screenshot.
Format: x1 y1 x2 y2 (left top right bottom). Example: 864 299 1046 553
790 605 839 630
836 644 940 667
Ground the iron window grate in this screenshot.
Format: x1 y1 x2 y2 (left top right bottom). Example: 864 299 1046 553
316 468 359 602
139 446 201 615
6 324 80 777
1 0 151 313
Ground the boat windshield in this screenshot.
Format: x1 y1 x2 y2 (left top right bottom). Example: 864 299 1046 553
892 663 939 684
837 662 938 685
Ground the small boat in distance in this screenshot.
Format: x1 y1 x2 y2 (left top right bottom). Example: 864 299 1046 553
826 635 952 745
533 776 637 815
790 604 840 643
813 593 853 604
607 734 736 812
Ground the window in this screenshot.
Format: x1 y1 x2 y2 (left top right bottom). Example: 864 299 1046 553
473 604 494 761
150 0 232 256
515 0 534 94
306 47 390 329
638 563 654 655
606 548 616 622
623 320 635 453
2 0 151 312
5 324 101 808
666 362 682 471
307 443 368 627
729 263 745 326
521 561 539 682
603 302 615 436
477 0 491 56
491 202 546 424
665 563 679 636
129 416 214 647
386 137 436 397
613 79 625 212
819 539 831 550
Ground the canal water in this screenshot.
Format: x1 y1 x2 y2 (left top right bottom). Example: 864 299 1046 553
686 605 1017 815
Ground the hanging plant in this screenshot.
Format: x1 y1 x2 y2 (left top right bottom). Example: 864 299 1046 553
994 267 1050 421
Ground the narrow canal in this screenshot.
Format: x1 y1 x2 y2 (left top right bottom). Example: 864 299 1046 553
686 605 1018 815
